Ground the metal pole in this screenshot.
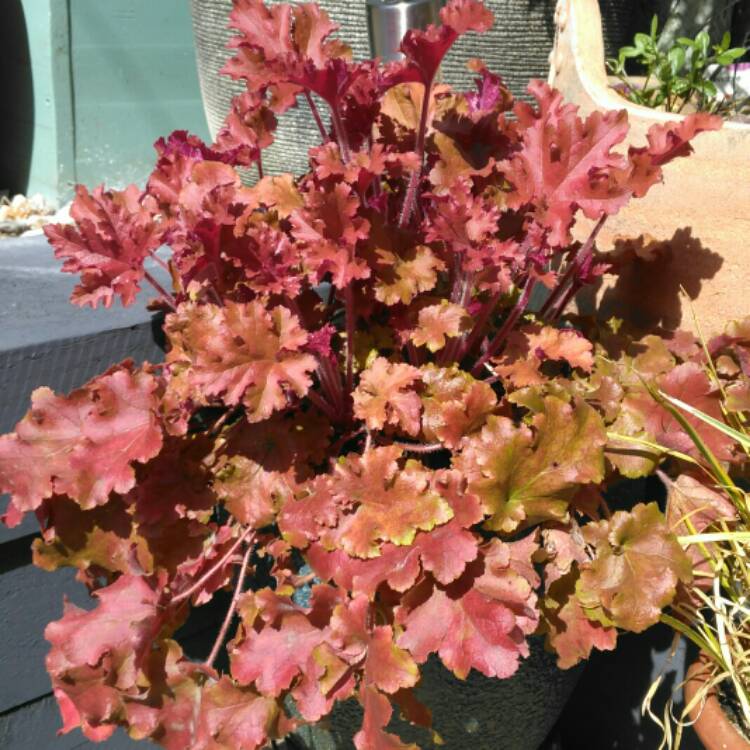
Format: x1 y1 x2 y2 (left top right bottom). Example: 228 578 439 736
366 0 445 61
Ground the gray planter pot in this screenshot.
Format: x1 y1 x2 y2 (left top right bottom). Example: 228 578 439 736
288 637 583 750
190 0 633 177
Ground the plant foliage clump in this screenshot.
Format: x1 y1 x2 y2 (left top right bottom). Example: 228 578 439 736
0 1 725 747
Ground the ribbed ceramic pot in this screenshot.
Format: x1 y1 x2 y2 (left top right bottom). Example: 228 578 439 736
190 0 633 177
287 637 583 750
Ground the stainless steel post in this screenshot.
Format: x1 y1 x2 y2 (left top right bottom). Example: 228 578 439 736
365 0 444 61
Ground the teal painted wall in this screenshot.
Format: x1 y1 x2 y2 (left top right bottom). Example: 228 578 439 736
68 0 210 190
1 0 210 203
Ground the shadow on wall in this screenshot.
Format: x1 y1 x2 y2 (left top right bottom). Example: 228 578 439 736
576 228 724 332
0 0 33 195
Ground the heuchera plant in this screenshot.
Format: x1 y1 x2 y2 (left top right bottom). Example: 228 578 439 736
0 1 723 747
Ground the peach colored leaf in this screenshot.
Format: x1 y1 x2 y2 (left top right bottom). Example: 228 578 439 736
526 326 594 370
410 302 472 352
309 476 482 595
420 364 497 449
354 686 417 750
353 358 422 436
247 173 302 217
213 454 293 528
330 596 418 694
165 300 317 422
327 446 453 558
196 677 279 750
373 245 445 305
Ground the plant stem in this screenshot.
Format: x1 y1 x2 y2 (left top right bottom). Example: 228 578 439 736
390 441 445 454
471 276 534 377
257 151 264 180
307 388 340 422
147 249 171 273
406 341 421 367
456 292 502 363
331 107 351 163
143 270 176 310
398 78 433 228
345 285 355 393
204 541 254 668
539 214 606 319
172 526 254 605
305 90 328 142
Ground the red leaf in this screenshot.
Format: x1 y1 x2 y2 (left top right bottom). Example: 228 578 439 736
230 590 326 696
46 576 168 737
291 182 371 287
397 538 538 679
506 81 631 246
354 686 417 750
44 184 160 308
542 572 617 669
439 0 494 33
623 112 721 197
213 91 277 166
396 0 493 87
0 362 162 520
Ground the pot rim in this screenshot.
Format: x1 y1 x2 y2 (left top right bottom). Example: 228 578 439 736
685 657 750 750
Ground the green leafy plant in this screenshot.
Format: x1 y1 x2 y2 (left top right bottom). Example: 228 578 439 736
608 15 748 116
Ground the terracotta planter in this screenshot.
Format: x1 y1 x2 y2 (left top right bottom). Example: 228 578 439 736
685 658 750 750
548 0 750 336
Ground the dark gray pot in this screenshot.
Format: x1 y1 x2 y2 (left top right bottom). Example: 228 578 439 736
190 0 633 177
288 637 583 750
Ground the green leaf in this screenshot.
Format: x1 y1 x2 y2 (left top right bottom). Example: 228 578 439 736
658 392 750 451
668 47 686 76
696 31 710 58
696 79 718 97
577 503 692 633
458 397 606 533
650 14 659 40
717 48 747 65
635 32 652 51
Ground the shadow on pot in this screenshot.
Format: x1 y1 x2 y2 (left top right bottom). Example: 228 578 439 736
577 227 724 332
